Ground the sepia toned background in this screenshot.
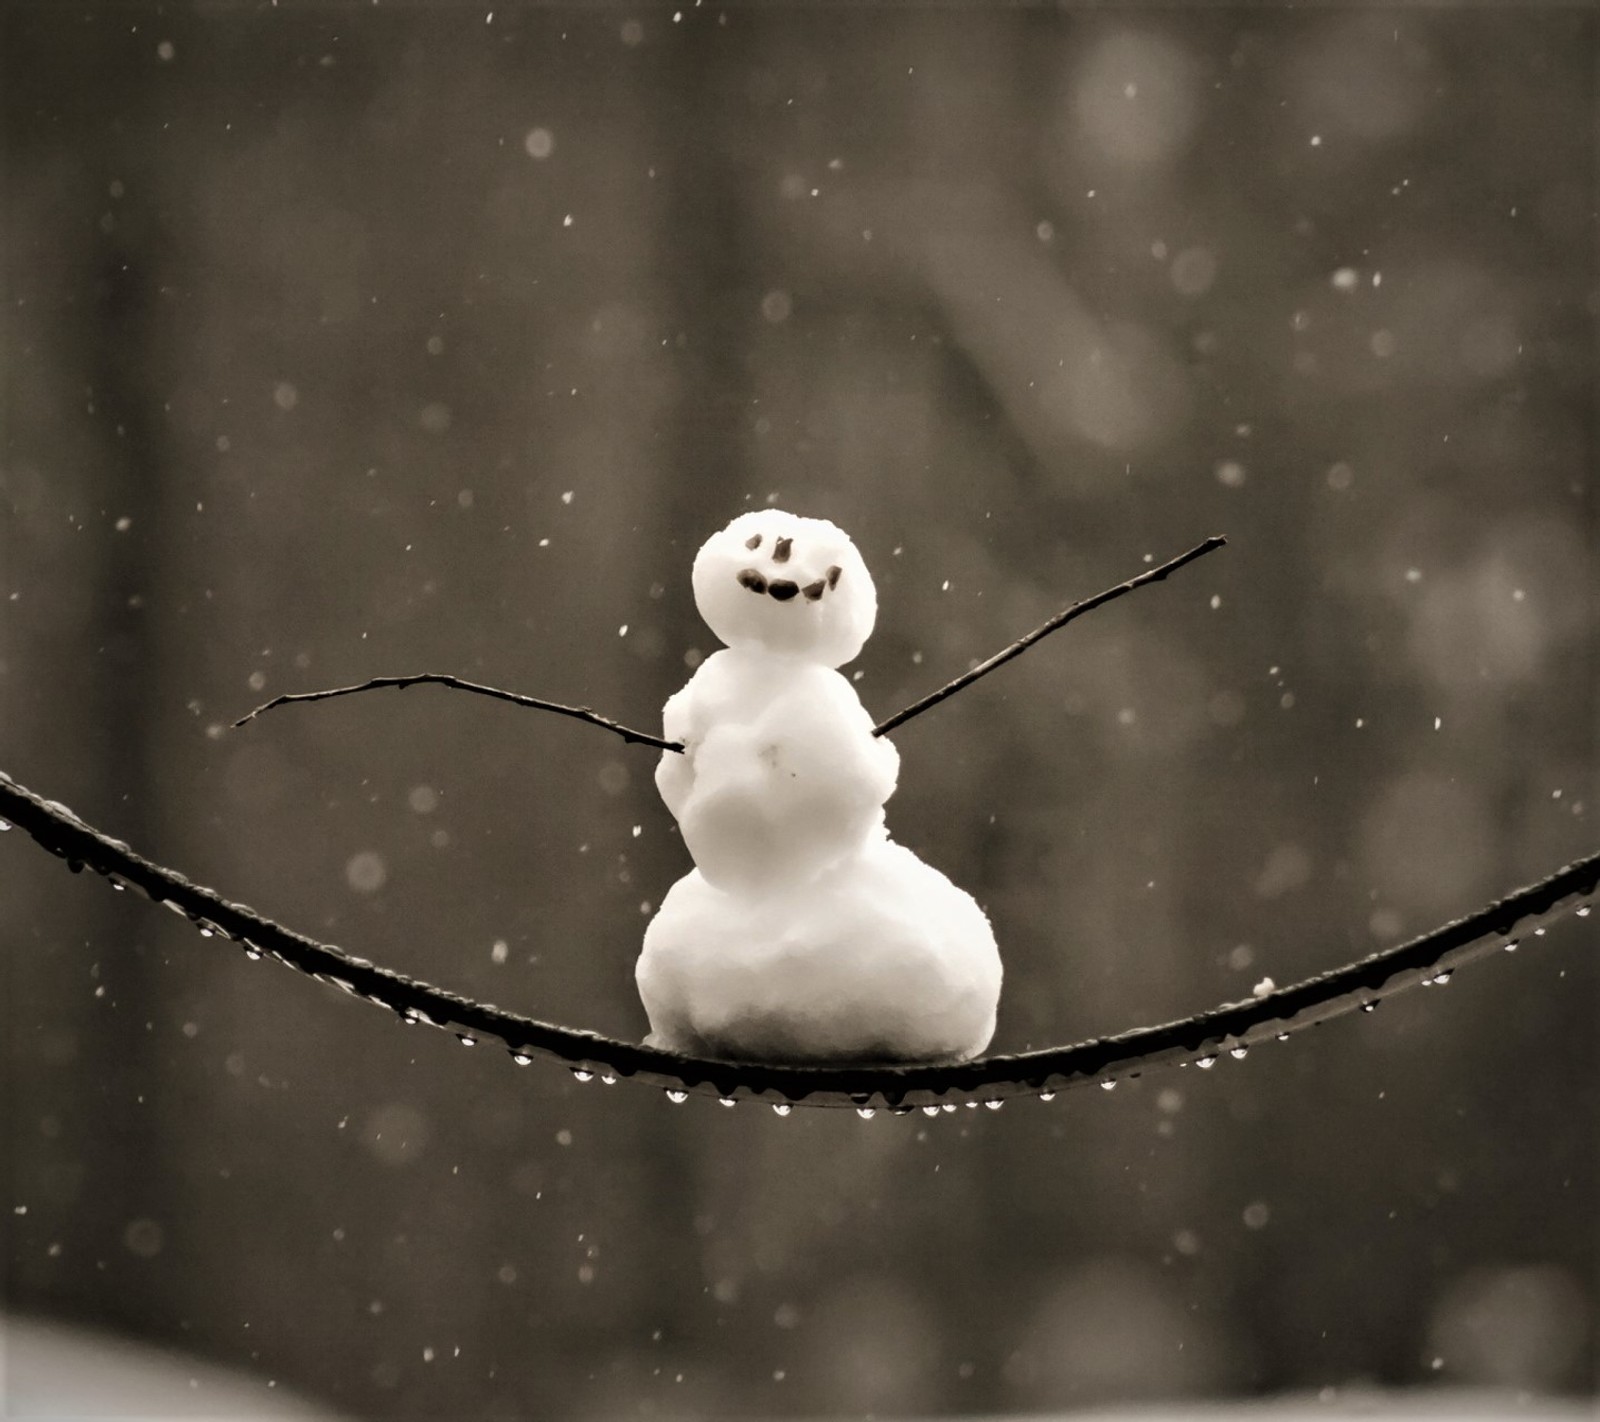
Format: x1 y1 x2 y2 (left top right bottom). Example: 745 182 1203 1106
3 4 1596 1417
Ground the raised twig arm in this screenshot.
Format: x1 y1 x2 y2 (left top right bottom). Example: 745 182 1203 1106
233 672 681 753
873 535 1227 738
3 768 1592 1111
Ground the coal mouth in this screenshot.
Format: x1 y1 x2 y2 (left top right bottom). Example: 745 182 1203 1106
736 565 842 603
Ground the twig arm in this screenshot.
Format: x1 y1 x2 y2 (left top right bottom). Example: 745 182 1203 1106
235 540 1225 751
233 673 682 753
873 535 1227 738
3 767 1593 1110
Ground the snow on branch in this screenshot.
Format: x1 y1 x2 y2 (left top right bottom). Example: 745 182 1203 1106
3 768 1594 1111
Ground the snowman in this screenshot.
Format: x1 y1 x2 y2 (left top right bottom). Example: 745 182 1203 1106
636 509 1003 1065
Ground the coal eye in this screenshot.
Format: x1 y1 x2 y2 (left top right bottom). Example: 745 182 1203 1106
745 534 762 550
773 537 793 563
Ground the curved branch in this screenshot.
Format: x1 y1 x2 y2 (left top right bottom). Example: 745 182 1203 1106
233 673 681 753
872 534 1227 739
2 768 1593 1111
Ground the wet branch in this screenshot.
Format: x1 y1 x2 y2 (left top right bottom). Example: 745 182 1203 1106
233 673 681 753
3 767 1594 1111
872 534 1227 738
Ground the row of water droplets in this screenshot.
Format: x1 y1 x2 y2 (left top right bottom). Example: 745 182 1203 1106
9 787 1592 1114
645 1076 1123 1113
200 883 1571 1111
73 850 1598 1112
53 823 640 1083
91 852 475 1035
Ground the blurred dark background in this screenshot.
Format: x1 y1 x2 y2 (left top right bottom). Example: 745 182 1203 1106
3 4 1596 1417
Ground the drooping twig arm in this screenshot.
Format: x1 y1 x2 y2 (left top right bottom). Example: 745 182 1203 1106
3 768 1593 1110
873 535 1227 739
233 673 682 753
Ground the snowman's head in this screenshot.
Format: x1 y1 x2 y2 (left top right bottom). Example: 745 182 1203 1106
692 510 877 666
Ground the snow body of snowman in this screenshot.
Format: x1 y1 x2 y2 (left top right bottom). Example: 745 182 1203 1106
636 510 1002 1065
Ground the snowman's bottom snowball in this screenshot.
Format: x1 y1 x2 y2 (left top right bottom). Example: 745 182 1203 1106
636 842 1001 1065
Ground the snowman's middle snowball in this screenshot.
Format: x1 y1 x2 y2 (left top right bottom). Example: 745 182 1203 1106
655 652 900 894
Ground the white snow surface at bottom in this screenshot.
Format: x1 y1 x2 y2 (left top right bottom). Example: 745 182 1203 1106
637 838 1002 1065
954 1396 1595 1420
1 1312 344 1418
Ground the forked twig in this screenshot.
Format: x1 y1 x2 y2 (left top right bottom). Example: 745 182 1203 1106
3 768 1593 1111
234 673 681 753
872 535 1227 738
